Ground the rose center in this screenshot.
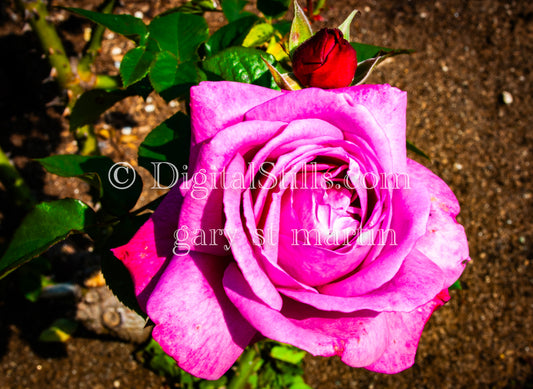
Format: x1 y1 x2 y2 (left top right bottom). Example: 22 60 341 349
280 163 363 248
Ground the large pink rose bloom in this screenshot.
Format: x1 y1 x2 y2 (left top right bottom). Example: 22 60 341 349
112 81 469 379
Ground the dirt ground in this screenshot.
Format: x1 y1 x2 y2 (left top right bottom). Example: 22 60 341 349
0 0 532 388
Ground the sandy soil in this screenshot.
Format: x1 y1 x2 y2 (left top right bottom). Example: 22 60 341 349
0 0 532 388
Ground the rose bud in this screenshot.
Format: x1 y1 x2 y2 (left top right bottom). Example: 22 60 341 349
292 28 357 89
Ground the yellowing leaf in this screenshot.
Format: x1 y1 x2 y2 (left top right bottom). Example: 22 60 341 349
243 23 275 47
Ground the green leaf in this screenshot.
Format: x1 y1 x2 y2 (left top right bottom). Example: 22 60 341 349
39 318 78 343
406 140 431 160
70 89 127 131
149 52 206 101
221 0 251 22
290 381 313 389
351 42 387 62
351 42 414 63
36 155 143 216
143 338 183 378
205 15 259 56
66 7 148 43
138 112 191 188
257 0 290 18
0 199 96 279
243 23 276 47
16 257 51 302
274 20 292 37
172 0 218 14
449 280 463 291
270 345 307 364
338 10 358 41
120 40 158 87
69 80 153 131
352 46 413 85
126 77 154 99
289 0 313 54
202 47 279 89
148 12 208 64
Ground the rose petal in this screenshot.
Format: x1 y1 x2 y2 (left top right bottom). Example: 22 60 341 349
224 154 283 310
111 187 183 310
338 84 407 172
408 159 470 287
223 262 390 367
178 120 286 256
244 86 404 173
190 81 283 166
321 175 430 296
279 248 444 312
242 185 317 292
365 290 450 373
146 252 257 380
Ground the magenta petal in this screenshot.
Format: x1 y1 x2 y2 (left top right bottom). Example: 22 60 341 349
244 86 402 173
321 176 431 296
408 159 470 287
223 263 390 367
365 290 450 373
111 187 183 310
189 81 283 165
224 154 283 310
178 120 286 256
146 252 257 380
337 84 407 172
280 248 445 313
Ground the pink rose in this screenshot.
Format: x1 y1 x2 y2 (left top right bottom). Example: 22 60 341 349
112 81 469 379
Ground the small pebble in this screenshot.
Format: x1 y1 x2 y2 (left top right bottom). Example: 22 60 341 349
106 32 115 40
501 91 513 105
169 100 178 108
114 60 121 69
145 104 156 113
121 126 132 135
83 27 92 42
146 96 154 103
111 47 122 56
454 162 463 170
134 11 144 19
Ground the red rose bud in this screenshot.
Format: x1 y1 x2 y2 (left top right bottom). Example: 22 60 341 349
292 28 357 89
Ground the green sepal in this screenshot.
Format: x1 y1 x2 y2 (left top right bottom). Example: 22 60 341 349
338 10 359 41
288 0 313 55
262 57 302 90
